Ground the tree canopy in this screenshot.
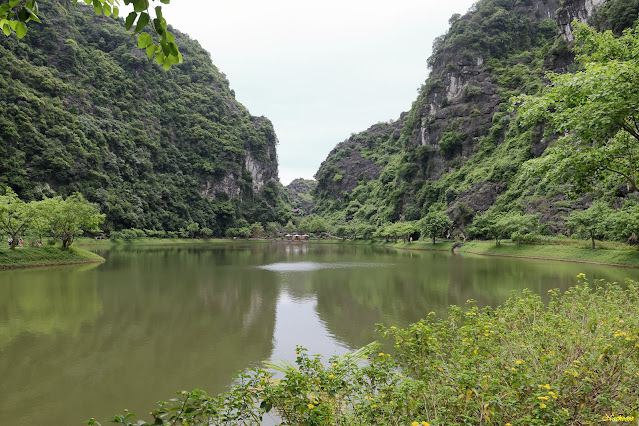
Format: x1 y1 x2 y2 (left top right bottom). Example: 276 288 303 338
514 22 639 193
0 0 181 69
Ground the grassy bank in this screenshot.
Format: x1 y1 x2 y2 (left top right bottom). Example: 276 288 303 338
315 238 639 268
0 246 104 269
96 280 639 425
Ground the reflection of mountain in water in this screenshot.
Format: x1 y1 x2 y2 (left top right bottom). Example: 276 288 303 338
0 246 279 425
313 250 639 349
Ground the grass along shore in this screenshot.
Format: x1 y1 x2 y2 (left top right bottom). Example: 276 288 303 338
323 238 639 268
0 246 104 269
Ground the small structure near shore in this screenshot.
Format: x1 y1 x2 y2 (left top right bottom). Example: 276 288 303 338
284 232 310 241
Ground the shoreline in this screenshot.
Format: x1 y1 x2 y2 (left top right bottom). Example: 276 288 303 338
2 237 638 269
311 238 639 268
0 246 105 270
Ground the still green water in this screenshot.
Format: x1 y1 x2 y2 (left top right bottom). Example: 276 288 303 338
1 242 639 425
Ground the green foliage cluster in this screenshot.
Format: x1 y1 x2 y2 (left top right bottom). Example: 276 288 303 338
0 0 288 236
419 211 452 244
515 22 639 194
470 211 539 246
1 0 182 69
0 187 104 248
95 279 639 425
590 0 639 35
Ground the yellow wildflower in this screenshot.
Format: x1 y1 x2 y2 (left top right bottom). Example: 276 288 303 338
412 423 420 426
307 404 314 409
516 360 523 365
328 374 334 378
540 403 546 408
422 423 430 426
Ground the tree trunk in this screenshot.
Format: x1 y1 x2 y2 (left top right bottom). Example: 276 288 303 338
432 236 436 244
590 232 595 249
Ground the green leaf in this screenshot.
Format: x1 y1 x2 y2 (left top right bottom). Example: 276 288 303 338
168 41 178 57
132 0 149 13
160 39 169 56
103 4 112 17
93 1 103 16
134 11 149 34
9 0 21 7
14 21 26 38
23 7 40 23
155 51 165 65
124 12 136 30
112 5 119 19
159 0 170 4
153 17 165 35
2 24 10 36
155 5 162 20
137 31 152 48
162 58 172 70
17 7 29 22
146 43 156 58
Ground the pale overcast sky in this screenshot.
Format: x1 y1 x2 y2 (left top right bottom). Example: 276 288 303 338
150 0 477 184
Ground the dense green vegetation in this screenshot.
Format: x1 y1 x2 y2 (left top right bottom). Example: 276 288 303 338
94 279 639 425
308 0 639 255
0 0 289 237
0 187 104 248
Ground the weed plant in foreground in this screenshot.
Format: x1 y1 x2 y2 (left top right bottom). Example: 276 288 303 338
93 276 639 425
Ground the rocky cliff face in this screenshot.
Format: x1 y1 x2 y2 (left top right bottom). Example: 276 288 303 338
286 178 317 216
311 0 615 225
558 0 608 40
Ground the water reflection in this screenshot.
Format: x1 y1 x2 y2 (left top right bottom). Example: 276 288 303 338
1 242 639 425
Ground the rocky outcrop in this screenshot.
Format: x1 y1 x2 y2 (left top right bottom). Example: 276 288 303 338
557 0 607 41
314 117 404 205
286 178 317 216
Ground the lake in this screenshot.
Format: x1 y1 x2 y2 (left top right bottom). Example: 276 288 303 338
1 241 639 425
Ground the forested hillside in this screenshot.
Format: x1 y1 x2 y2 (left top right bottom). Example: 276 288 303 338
313 0 639 239
0 0 290 236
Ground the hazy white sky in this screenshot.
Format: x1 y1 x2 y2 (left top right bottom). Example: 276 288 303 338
151 0 477 184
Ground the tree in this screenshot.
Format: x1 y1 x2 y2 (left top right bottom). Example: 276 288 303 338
514 22 639 193
499 212 539 247
420 212 452 244
565 201 613 249
0 188 34 248
186 221 199 238
43 193 105 248
470 211 507 246
0 0 182 69
249 222 264 238
606 204 639 248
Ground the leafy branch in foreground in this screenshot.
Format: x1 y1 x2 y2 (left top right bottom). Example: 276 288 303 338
93 279 639 425
0 0 181 69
